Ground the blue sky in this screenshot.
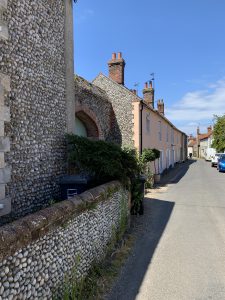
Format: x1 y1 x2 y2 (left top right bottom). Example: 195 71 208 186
73 0 225 135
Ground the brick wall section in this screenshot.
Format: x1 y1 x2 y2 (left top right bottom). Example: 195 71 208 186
0 181 130 299
93 73 138 148
75 75 120 144
0 0 68 222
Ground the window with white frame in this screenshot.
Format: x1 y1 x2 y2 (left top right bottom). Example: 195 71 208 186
146 114 150 134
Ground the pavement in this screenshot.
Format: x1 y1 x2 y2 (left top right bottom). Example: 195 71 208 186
106 159 225 300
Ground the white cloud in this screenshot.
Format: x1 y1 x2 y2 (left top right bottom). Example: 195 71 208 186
166 77 225 134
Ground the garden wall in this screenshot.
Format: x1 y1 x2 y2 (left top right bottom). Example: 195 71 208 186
0 181 130 300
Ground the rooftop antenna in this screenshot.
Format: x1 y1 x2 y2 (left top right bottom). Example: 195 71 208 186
134 82 139 96
150 73 155 89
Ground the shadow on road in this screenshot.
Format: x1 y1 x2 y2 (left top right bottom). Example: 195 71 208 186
158 159 197 186
107 197 175 300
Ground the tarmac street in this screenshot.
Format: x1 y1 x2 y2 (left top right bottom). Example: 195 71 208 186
107 159 225 300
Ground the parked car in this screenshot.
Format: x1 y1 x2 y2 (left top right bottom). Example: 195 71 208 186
211 153 224 167
217 154 225 172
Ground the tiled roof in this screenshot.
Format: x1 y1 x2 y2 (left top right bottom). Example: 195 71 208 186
199 132 212 140
188 140 197 147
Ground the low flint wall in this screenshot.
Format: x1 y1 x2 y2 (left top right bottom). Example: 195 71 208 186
0 181 130 300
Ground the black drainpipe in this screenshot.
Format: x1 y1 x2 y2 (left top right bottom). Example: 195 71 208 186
140 101 143 154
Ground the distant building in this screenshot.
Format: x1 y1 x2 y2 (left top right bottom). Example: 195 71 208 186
188 136 197 157
188 126 214 159
199 126 213 159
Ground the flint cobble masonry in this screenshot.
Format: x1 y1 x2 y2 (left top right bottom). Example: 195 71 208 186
93 74 135 148
0 0 68 222
0 181 130 300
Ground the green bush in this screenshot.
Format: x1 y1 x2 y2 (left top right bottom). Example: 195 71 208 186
67 135 140 185
66 135 160 214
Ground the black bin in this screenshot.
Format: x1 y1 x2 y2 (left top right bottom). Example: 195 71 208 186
59 175 92 200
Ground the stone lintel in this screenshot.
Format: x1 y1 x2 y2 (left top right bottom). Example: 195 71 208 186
0 105 10 122
0 0 8 10
0 152 4 168
0 73 11 92
0 121 4 136
0 24 8 40
0 197 11 217
0 166 11 183
0 136 10 152
0 84 4 106
0 183 5 199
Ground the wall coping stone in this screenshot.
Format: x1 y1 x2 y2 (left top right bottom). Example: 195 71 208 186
0 180 122 260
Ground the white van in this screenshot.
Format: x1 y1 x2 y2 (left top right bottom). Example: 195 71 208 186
211 153 224 167
205 148 216 162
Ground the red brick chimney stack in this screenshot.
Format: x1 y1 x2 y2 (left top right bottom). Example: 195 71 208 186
207 125 212 133
157 99 165 115
108 52 126 85
143 81 154 108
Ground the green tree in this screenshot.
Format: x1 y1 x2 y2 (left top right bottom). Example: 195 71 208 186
212 115 225 152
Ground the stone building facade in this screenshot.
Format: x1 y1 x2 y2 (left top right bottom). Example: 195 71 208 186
0 0 75 222
74 75 120 143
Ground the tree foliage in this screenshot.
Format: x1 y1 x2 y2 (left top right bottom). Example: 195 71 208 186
212 115 225 152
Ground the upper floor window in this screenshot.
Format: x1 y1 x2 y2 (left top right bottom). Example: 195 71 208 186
146 114 150 134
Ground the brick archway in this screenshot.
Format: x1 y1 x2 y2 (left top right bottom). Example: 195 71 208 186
76 105 103 139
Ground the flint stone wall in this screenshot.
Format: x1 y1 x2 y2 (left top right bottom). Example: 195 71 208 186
0 0 68 222
75 75 121 144
0 181 130 300
93 73 136 148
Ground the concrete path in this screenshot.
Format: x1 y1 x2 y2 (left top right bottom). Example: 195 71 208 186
107 159 225 300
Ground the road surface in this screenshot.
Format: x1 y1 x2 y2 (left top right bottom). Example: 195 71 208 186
107 159 225 300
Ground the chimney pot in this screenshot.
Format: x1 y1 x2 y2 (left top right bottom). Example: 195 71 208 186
145 82 148 89
150 81 153 88
118 52 122 59
112 53 116 60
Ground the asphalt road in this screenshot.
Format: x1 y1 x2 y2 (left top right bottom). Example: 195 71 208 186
106 159 225 300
